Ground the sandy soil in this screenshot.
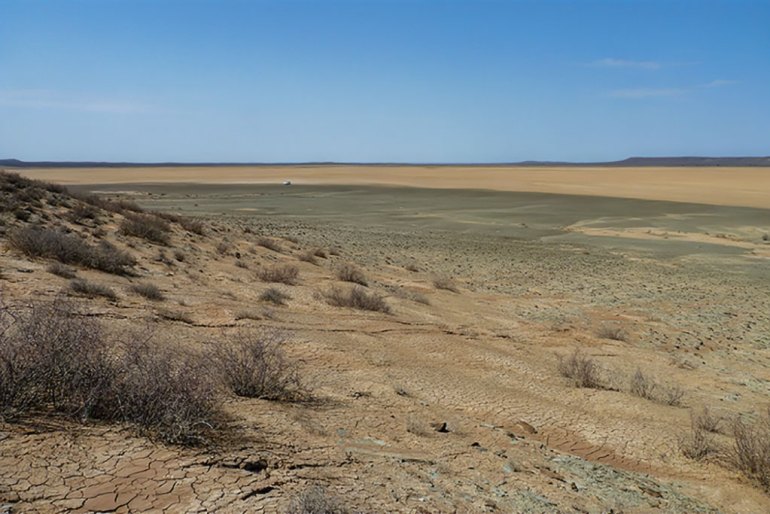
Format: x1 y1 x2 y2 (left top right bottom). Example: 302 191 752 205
2 173 770 512
15 165 770 209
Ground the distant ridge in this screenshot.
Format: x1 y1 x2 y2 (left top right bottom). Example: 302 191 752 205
1 156 769 168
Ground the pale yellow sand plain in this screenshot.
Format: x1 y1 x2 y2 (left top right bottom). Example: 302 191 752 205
15 165 770 208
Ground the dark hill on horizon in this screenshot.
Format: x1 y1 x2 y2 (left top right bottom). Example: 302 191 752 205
1 156 769 168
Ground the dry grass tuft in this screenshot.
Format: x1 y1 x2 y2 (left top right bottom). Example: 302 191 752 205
335 263 368 286
298 251 318 264
287 486 349 514
179 217 205 235
679 412 718 461
557 349 603 389
257 237 282 252
324 285 390 313
433 275 458 292
257 264 299 285
629 368 685 406
597 325 629 342
129 283 165 301
260 287 291 305
69 279 118 301
47 262 77 279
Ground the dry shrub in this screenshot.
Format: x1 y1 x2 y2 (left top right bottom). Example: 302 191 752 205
47 262 77 279
557 349 603 389
313 248 327 258
730 410 770 491
8 226 135 275
110 337 220 445
324 285 390 313
287 486 349 514
693 406 723 434
67 203 100 224
260 287 291 305
216 241 232 255
405 263 419 272
679 412 718 461
211 331 303 401
130 283 165 301
0 298 112 419
0 298 222 444
72 192 144 215
157 309 194 324
235 259 249 269
384 285 430 305
69 279 118 301
235 308 274 321
257 237 282 252
257 264 299 285
298 251 317 264
119 213 171 245
433 276 458 292
629 368 685 406
179 217 205 235
597 325 628 342
335 263 367 286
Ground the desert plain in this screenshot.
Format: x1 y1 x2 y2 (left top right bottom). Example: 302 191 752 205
1 165 770 513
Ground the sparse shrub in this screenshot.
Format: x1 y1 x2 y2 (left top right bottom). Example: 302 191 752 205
629 368 685 406
693 406 723 434
335 263 367 286
179 217 205 235
67 203 100 224
298 251 317 264
730 409 770 491
405 263 419 272
324 285 390 313
157 309 194 324
433 276 458 292
257 264 299 285
47 262 77 279
287 485 349 514
257 237 282 252
597 325 628 342
284 236 299 244
235 308 274 321
216 241 231 255
69 279 118 301
385 285 430 305
211 330 302 401
328 247 340 256
763 233 769 242
629 368 656 400
174 250 186 262
679 413 718 461
557 349 603 389
235 259 249 269
313 248 327 258
119 213 171 245
260 287 291 305
130 283 165 301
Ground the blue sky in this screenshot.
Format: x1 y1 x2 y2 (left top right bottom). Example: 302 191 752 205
1 0 768 162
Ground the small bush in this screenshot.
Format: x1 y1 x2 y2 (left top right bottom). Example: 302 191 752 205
313 248 327 258
324 285 390 313
216 241 231 255
260 287 291 305
693 406 723 434
405 263 419 272
287 486 349 514
557 349 602 389
235 259 249 269
47 262 77 279
597 325 628 342
433 276 458 292
680 413 718 461
298 251 317 264
629 368 685 406
157 309 194 324
69 279 118 301
174 250 186 262
257 264 299 285
385 285 430 305
257 237 282 252
179 217 205 235
211 331 302 401
119 213 171 245
730 409 770 491
8 226 135 275
130 283 165 301
67 203 100 224
335 263 367 286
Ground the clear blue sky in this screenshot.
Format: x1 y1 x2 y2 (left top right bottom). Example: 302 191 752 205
1 0 768 162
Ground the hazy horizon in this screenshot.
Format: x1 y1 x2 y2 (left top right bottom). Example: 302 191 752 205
2 0 768 162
